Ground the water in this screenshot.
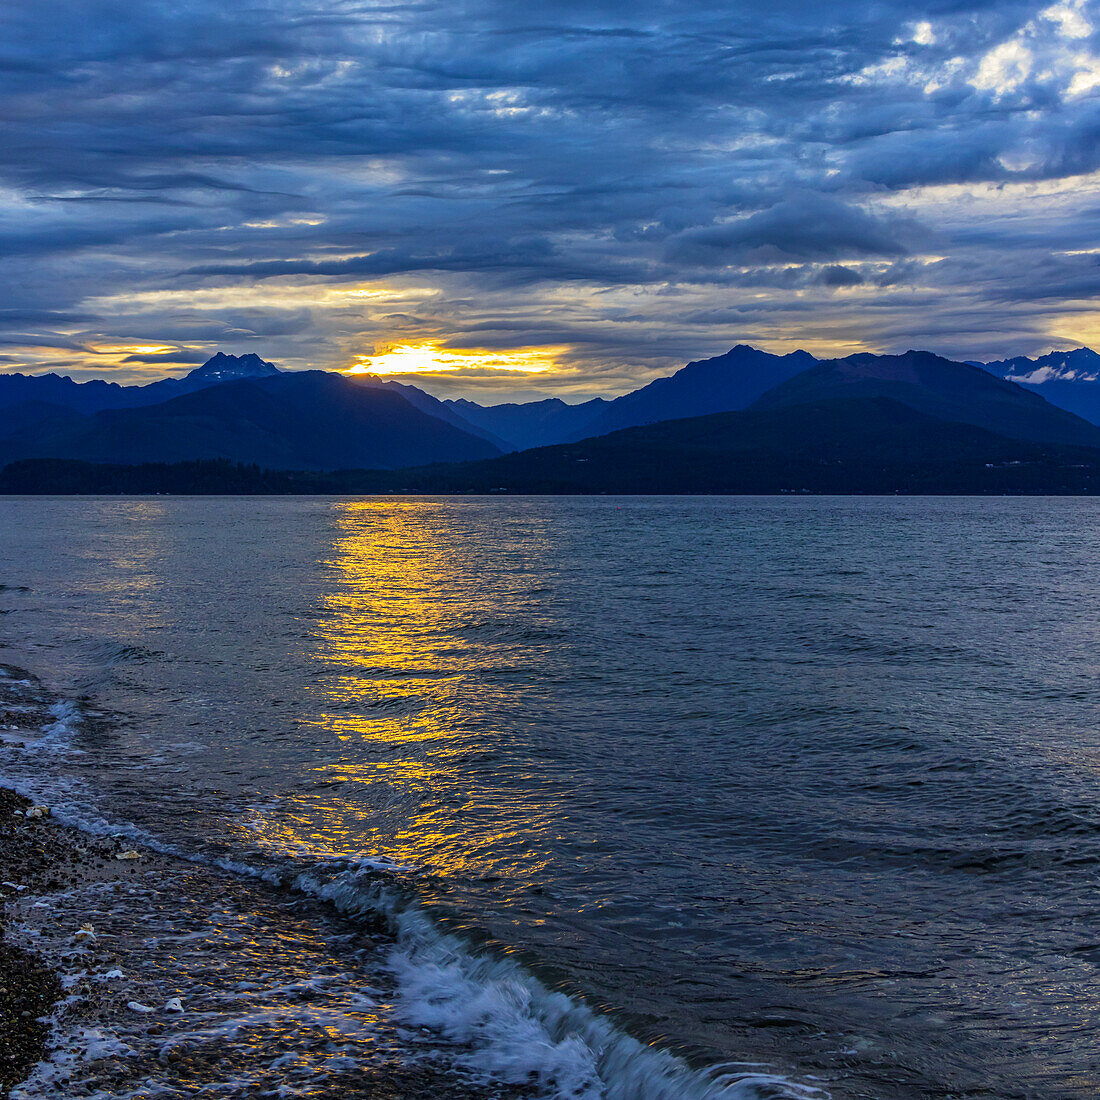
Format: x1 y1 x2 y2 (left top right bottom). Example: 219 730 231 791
2 495 1100 1098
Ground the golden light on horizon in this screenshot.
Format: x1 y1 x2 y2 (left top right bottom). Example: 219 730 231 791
90 343 180 356
1046 308 1100 350
344 339 563 376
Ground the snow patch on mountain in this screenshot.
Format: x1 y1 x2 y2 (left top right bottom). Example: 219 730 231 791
987 347 1100 385
1006 363 1100 384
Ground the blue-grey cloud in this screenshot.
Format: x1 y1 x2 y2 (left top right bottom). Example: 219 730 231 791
0 0 1097 391
665 194 923 264
119 351 209 364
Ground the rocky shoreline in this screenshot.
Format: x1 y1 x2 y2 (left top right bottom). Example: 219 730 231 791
0 789 63 1098
0 666 535 1100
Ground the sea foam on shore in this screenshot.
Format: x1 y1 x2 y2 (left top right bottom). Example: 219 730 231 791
0 666 533 1100
0 664 823 1100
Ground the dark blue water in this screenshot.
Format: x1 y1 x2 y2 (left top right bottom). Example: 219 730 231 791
3 495 1100 1099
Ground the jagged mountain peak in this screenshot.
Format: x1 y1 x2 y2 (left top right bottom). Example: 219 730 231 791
187 352 282 382
1007 348 1100 384
983 346 1100 385
751 346 1100 448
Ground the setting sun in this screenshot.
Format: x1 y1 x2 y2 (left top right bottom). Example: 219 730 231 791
344 340 562 376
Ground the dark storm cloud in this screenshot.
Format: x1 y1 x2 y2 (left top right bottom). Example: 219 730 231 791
120 351 209 364
817 265 866 287
0 309 92 328
1 0 1098 387
665 195 922 264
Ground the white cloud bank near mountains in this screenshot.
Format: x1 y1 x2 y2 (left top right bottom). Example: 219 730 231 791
1 0 1100 397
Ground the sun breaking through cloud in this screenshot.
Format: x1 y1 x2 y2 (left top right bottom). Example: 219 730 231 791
345 342 564 377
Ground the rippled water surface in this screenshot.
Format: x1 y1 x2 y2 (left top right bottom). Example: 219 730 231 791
4 495 1100 1098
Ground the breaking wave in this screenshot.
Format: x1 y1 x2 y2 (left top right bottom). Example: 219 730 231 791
0 667 824 1100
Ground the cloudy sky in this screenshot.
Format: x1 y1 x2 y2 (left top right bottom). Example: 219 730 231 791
2 0 1100 399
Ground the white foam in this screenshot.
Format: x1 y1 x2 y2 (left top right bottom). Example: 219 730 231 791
11 1009 136 1100
39 701 86 754
7 875 390 1100
0 693 175 854
298 866 826 1100
0 683 826 1100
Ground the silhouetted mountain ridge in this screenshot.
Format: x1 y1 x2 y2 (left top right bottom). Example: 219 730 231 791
6 342 1100 479
351 376 513 450
346 395 1100 494
10 395 1099 494
981 347 1100 384
754 350 1100 447
445 396 610 450
0 350 285 417
433 345 819 449
563 344 818 442
975 348 1100 427
0 370 502 469
186 352 282 382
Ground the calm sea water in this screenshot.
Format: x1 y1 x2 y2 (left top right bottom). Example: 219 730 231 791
3 495 1100 1099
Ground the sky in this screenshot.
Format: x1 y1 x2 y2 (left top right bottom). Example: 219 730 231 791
2 0 1100 400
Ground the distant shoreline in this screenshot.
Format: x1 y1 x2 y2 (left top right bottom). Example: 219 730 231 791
2 457 1100 497
6 430 1100 499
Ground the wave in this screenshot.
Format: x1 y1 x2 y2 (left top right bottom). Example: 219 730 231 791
75 641 165 666
0 669 826 1100
300 865 826 1100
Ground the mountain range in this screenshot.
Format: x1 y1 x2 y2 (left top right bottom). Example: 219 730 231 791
436 345 818 449
0 352 282 418
0 360 499 470
5 344 1100 492
976 347 1100 428
359 397 1100 495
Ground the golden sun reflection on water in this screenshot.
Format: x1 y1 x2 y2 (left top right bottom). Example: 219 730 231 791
244 499 562 887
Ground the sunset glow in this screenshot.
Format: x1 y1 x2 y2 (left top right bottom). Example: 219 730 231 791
90 344 181 357
6 1 1100 1092
3 0 1100 394
344 341 563 376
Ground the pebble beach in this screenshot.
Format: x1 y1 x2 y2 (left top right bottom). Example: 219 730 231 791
0 667 533 1100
